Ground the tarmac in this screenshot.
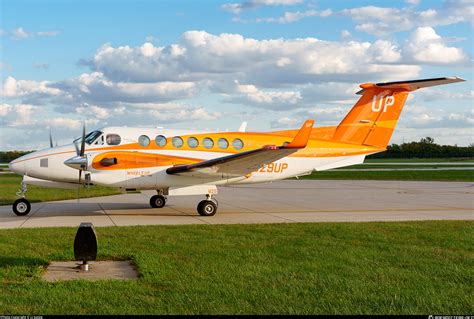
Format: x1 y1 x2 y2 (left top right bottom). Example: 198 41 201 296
0 180 472 229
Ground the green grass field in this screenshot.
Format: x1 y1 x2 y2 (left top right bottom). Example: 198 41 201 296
0 221 472 315
364 158 474 163
0 173 122 205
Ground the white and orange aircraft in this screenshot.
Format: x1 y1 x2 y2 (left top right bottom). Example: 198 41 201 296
9 77 464 216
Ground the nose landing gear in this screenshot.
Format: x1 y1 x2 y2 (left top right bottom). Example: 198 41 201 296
13 180 31 216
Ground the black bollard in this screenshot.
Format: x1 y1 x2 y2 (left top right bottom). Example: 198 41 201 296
74 222 97 271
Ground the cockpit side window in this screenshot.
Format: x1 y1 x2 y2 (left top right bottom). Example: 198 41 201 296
106 134 121 145
76 130 103 145
94 135 104 145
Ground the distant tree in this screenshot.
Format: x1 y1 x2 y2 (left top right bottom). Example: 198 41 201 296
420 137 435 144
369 138 474 159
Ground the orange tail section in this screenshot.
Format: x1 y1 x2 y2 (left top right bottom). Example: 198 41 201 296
332 77 465 149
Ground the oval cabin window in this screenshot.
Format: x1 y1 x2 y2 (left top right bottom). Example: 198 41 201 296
172 136 184 148
138 135 150 147
218 138 229 150
155 135 167 147
203 137 214 149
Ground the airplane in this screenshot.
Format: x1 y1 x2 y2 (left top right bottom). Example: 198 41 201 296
8 77 465 217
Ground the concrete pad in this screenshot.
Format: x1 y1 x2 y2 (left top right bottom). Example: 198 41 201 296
0 180 472 228
43 260 138 281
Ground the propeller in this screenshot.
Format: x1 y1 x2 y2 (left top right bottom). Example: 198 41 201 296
49 129 54 148
64 122 88 201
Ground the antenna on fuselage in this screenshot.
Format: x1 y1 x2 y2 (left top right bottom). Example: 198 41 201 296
238 121 247 132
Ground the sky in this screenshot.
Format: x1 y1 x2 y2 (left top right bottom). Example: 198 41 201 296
0 0 473 150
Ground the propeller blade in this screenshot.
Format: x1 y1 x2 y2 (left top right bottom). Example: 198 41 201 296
77 170 82 202
80 122 86 157
74 141 80 156
49 130 53 148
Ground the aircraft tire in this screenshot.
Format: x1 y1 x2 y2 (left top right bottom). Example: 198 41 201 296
150 195 166 208
197 200 217 216
13 198 31 216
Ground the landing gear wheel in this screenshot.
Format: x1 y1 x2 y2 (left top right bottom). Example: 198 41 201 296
197 200 217 216
13 198 31 216
150 195 166 208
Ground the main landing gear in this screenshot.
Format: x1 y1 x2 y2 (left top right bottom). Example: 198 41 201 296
197 194 218 217
13 180 31 216
148 192 219 216
150 194 167 208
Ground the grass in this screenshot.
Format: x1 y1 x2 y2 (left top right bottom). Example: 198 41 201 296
0 221 472 315
364 158 474 163
0 173 122 205
341 164 474 169
300 169 474 182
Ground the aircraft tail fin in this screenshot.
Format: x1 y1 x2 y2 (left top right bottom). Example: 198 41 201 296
332 77 465 149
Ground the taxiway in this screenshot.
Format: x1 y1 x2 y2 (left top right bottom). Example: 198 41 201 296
0 180 472 229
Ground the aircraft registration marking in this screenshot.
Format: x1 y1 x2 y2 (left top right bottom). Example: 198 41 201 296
258 162 288 173
127 171 151 176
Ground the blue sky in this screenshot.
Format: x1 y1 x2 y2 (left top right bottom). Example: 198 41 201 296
1 0 472 150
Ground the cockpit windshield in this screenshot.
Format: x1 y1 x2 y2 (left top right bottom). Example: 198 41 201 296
74 130 103 145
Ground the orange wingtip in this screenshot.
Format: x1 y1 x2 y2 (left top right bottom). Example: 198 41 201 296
285 119 314 149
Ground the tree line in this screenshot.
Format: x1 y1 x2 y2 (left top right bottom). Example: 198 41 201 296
0 137 473 162
368 137 474 159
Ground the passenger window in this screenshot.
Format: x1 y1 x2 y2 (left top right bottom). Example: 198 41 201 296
106 134 121 145
203 137 214 149
232 138 244 150
138 135 150 147
172 136 184 148
218 138 229 150
155 135 167 147
187 137 199 148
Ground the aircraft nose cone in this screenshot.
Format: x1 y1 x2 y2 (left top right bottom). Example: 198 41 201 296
9 159 24 175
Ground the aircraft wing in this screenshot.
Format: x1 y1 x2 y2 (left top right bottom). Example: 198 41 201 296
166 120 314 178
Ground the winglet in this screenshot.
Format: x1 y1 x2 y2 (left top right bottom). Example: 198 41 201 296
284 119 314 149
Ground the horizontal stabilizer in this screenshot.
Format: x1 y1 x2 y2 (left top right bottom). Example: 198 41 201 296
356 76 465 95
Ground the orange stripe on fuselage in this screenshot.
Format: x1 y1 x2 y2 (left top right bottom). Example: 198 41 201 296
92 151 202 170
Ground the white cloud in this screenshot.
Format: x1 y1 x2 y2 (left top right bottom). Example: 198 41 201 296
341 1 473 36
403 27 468 64
0 76 62 98
36 31 60 37
9 27 60 40
222 0 302 14
10 104 37 126
255 9 332 23
89 31 420 87
148 107 220 121
75 104 110 119
11 27 29 40
0 103 12 116
54 72 197 103
225 89 302 109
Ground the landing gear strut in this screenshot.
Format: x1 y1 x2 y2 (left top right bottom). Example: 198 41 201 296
197 194 218 217
13 180 31 216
